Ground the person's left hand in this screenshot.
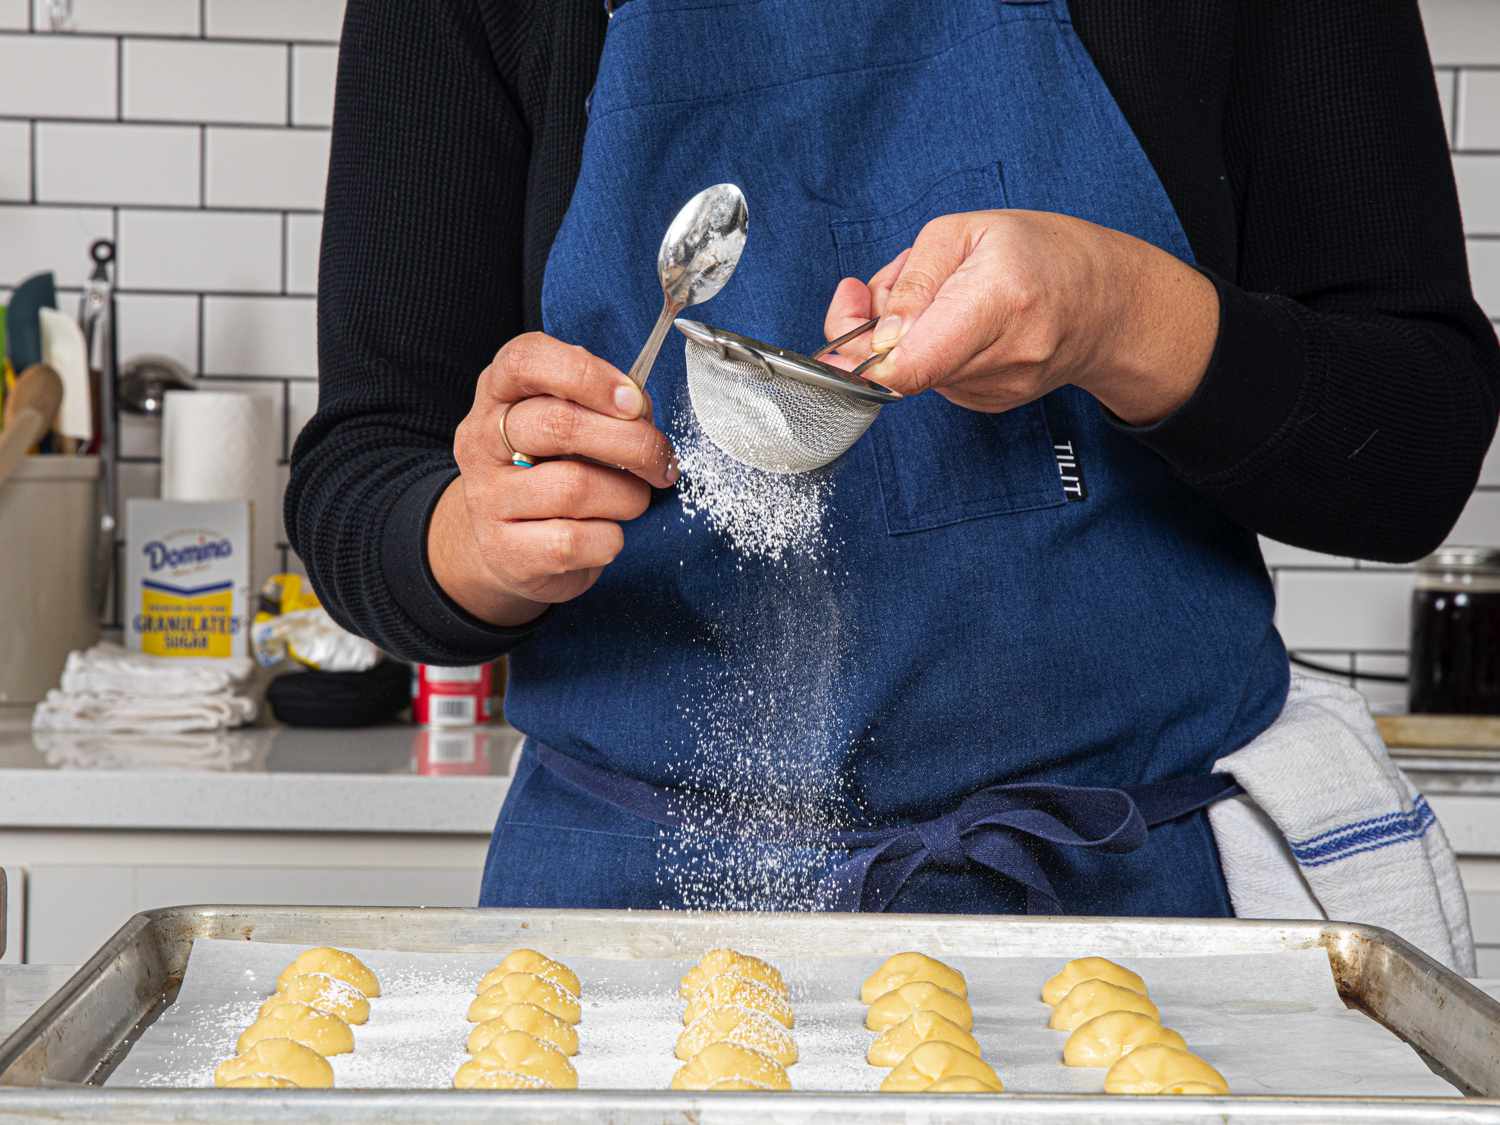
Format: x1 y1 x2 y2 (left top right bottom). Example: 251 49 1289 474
822 210 1219 425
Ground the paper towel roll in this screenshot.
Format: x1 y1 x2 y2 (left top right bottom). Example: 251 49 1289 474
161 390 279 588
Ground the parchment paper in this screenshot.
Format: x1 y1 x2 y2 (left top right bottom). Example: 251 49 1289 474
106 938 1459 1095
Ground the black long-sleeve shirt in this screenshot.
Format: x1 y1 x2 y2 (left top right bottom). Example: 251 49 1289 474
288 0 1500 665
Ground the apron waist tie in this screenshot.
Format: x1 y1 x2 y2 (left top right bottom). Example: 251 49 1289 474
531 743 1241 914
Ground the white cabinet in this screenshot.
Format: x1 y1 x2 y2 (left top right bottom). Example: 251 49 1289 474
0 867 22 965
3 831 489 965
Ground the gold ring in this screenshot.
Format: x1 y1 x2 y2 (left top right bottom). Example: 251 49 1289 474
498 401 534 469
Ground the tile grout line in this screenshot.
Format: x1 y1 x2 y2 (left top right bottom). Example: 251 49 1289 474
0 30 340 47
1453 67 1464 150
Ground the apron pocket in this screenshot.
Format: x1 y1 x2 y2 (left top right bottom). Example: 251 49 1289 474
831 163 1066 535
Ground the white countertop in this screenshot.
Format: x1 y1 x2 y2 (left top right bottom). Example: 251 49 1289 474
3 700 1499 840
0 706 518 835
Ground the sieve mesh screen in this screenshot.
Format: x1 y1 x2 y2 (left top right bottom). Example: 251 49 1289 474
684 339 883 474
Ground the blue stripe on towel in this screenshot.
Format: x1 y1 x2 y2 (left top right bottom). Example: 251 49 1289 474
1289 795 1437 868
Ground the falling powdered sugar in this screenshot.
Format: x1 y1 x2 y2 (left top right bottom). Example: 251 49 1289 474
675 416 834 563
661 384 863 913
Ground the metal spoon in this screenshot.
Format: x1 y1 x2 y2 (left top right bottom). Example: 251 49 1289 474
625 183 748 389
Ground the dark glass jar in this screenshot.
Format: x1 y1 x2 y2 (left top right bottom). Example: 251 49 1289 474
1408 547 1500 714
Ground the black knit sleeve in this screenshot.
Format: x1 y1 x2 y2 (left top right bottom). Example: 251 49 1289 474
1115 0 1500 562
285 0 538 662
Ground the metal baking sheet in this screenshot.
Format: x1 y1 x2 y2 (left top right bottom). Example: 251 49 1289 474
0 906 1498 1123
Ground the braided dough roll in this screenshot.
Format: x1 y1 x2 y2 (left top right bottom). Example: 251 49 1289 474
1041 957 1147 1006
1048 979 1160 1032
469 972 582 1025
268 973 370 1025
237 1001 354 1057
867 1010 980 1067
477 950 580 999
275 947 380 998
682 973 795 1029
1103 1044 1228 1095
214 1039 333 1089
457 1029 578 1090
860 952 967 1003
865 981 973 1032
1063 1010 1186 1068
468 1003 579 1056
879 1041 1003 1093
671 1042 790 1091
676 1006 798 1065
680 949 788 999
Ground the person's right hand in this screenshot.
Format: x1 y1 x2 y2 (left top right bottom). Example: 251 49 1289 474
428 332 678 628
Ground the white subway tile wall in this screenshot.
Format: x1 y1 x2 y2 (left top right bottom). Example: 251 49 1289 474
0 120 28 201
36 122 200 206
0 1 1496 680
0 4 341 614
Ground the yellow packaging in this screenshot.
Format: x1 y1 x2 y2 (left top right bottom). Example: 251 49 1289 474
125 500 250 659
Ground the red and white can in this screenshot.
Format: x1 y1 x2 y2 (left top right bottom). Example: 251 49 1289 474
412 663 495 727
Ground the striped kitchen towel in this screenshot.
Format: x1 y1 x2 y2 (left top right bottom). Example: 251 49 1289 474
1208 672 1475 975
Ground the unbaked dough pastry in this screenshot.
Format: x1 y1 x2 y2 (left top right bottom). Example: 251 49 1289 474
1041 956 1147 1006
222 1075 299 1088
864 981 973 1032
670 1042 791 1091
676 1006 798 1066
879 1041 1004 1093
704 1076 780 1091
679 948 787 999
275 947 381 998
463 1029 578 1089
925 1075 998 1093
270 973 370 1025
237 1001 354 1057
478 949 581 999
860 952 967 1003
683 973 795 1029
1048 979 1160 1032
1063 1010 1187 1068
214 1038 334 1089
469 972 582 1025
1103 1044 1228 1095
468 1003 580 1057
453 1067 551 1090
866 1009 981 1067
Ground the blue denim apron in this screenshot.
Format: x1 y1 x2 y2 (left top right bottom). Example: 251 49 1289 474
481 0 1289 915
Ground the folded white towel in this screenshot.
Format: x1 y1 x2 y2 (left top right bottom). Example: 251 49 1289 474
58 642 252 697
32 689 256 734
1208 672 1476 975
33 728 272 771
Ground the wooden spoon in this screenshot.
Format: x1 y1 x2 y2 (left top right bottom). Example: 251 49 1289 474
4 364 64 454
0 408 46 490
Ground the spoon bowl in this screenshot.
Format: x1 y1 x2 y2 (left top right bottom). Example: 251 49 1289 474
658 183 748 307
626 183 748 389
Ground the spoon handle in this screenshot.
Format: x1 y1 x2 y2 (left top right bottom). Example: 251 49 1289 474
626 297 680 389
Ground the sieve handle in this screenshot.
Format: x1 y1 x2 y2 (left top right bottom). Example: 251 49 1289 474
810 317 880 361
626 297 682 389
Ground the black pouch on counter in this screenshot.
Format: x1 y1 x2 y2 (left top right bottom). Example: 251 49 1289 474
266 660 411 727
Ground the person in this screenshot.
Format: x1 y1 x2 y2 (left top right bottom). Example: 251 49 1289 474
288 0 1500 916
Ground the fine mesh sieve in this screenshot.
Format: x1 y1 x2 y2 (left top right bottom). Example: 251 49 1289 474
675 318 901 475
